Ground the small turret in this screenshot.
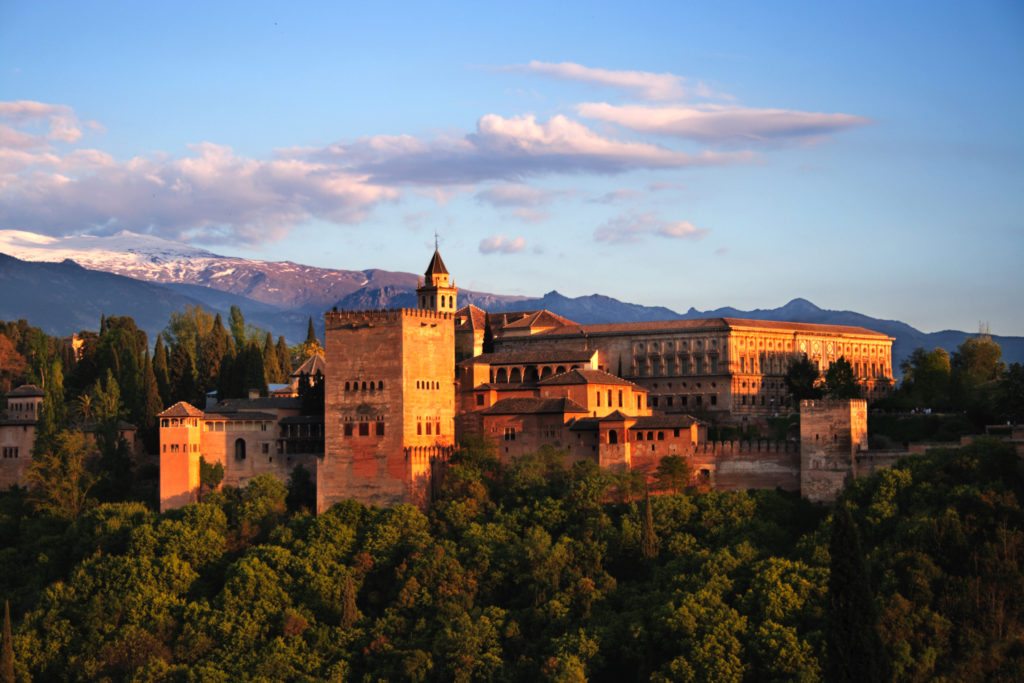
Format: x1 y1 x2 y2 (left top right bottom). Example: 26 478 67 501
417 238 457 313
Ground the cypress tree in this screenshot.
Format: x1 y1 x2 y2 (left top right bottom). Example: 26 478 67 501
641 490 659 560
168 342 199 405
263 332 282 384
243 342 267 396
340 574 360 629
199 313 230 395
141 350 163 426
1 600 13 683
826 505 887 683
276 335 292 378
229 305 246 353
153 336 171 405
482 315 495 354
36 359 66 452
305 317 318 346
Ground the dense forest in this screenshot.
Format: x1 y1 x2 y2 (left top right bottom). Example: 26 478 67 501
0 437 1021 681
1 309 1023 680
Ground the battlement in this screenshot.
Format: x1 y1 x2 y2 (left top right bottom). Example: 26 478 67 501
800 398 868 410
691 439 798 455
325 308 453 329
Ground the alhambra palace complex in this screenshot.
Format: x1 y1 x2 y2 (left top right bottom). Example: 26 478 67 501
148 247 910 512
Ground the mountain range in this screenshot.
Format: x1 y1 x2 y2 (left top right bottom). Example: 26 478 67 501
0 229 1020 370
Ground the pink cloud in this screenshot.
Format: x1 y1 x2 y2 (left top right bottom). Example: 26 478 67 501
594 212 708 244
479 234 527 254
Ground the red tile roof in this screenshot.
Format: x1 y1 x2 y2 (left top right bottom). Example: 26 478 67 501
481 397 589 415
6 384 44 398
538 368 642 388
157 402 205 418
533 317 890 339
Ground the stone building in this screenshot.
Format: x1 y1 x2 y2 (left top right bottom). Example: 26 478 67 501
0 384 43 489
157 395 322 511
470 317 894 419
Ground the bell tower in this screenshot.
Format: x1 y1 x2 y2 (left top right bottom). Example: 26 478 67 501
416 235 458 313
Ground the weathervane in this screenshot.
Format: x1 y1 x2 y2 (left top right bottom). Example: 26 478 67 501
434 229 439 251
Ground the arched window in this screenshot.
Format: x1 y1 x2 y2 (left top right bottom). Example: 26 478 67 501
556 366 566 374
496 368 508 383
234 438 246 461
510 368 522 383
541 367 552 379
609 430 618 444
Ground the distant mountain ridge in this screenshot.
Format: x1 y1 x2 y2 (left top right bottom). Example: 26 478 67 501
0 230 1021 370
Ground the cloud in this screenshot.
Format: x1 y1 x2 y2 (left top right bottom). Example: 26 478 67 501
0 100 86 143
511 61 687 101
594 212 708 244
328 113 746 185
0 140 396 244
588 188 640 204
479 234 527 254
577 103 869 143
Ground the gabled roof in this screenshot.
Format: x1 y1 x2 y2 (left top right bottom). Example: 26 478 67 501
6 384 44 398
292 353 325 378
501 309 576 330
567 417 599 432
538 368 641 388
158 402 204 418
455 304 487 331
598 410 632 422
215 397 302 411
481 397 589 416
630 415 702 429
424 249 449 277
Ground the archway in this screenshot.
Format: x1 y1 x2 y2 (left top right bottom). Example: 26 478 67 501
234 438 246 461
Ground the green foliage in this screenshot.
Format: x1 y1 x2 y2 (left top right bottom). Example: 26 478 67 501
1 439 1020 680
900 346 952 408
26 430 97 521
1 601 13 683
824 356 861 399
785 354 822 404
654 454 691 493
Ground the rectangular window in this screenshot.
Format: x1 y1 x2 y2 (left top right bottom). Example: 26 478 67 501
425 422 432 435
476 394 484 406
376 422 385 436
504 427 516 441
710 395 718 406
681 396 687 406
618 390 623 407
696 395 703 406
435 422 441 436
597 392 602 407
344 423 353 437
657 432 664 441
261 443 269 454
666 396 674 407
674 429 680 437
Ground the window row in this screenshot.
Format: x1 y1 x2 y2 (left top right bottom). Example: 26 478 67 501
416 380 441 390
343 421 385 437
650 395 717 408
344 380 384 392
1 446 18 458
416 419 442 436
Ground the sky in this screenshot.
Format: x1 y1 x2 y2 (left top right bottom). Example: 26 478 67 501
1 1 1022 335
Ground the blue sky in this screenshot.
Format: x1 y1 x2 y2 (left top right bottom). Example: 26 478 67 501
1 1 1022 334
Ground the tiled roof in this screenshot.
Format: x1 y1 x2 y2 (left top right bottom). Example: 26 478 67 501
279 415 325 425
630 415 701 429
204 411 279 421
567 417 599 432
462 348 596 366
6 384 44 398
158 402 205 418
481 397 589 415
215 397 302 411
538 368 641 388
455 304 487 330
534 317 890 339
424 249 449 276
501 309 577 330
292 353 325 377
598 410 632 422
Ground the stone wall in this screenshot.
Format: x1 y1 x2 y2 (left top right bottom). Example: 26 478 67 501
799 399 868 503
0 423 35 489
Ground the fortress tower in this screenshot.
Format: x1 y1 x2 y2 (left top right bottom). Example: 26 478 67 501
318 249 457 511
799 398 869 502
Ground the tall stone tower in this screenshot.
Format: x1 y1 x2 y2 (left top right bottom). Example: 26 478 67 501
799 398 868 503
318 248 457 512
416 242 458 314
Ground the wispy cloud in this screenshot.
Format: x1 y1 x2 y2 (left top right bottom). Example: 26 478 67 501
594 212 708 244
475 183 565 208
325 113 747 185
577 102 869 143
588 188 640 204
0 100 89 143
479 234 527 254
510 60 688 101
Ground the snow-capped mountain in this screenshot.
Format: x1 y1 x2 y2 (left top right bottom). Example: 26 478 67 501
0 229 417 310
